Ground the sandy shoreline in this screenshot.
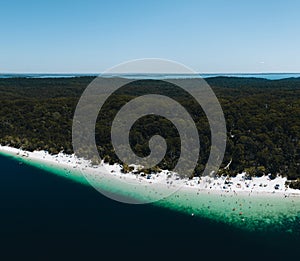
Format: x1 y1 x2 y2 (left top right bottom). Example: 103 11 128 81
0 145 299 199
1 145 300 231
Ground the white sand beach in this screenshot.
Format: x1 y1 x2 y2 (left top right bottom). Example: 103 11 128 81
1 145 300 232
0 145 299 198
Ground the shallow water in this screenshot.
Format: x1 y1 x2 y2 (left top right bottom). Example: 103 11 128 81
0 153 300 260
5 150 299 233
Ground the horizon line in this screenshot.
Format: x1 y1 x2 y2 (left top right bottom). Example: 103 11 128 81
1 71 300 75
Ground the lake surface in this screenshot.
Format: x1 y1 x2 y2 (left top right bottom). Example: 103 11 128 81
1 73 300 80
0 154 299 260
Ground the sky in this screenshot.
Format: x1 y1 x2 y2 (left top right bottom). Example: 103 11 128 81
1 0 300 73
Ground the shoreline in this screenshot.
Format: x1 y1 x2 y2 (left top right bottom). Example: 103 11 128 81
0 145 299 198
1 145 300 232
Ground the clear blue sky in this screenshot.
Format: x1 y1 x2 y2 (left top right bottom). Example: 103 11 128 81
1 0 300 73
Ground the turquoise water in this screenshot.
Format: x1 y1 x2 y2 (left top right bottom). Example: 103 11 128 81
158 191 300 233
1 152 300 260
1 150 300 234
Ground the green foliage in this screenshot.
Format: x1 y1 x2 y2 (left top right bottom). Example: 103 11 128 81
121 163 134 173
1 77 300 189
286 179 300 189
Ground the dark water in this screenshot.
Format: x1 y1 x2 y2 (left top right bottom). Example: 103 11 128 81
0 154 299 261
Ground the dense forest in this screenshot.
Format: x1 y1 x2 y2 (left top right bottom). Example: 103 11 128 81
0 76 299 188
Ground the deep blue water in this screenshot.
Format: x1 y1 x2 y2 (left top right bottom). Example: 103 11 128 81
1 73 300 80
0 154 299 260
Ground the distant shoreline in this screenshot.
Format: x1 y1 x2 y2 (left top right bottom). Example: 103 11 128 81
1 73 300 80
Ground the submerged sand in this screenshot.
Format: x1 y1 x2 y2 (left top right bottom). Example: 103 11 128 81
1 145 299 233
